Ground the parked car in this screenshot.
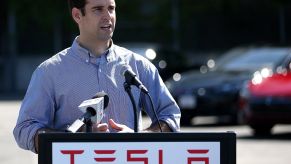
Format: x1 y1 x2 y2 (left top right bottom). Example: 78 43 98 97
119 42 188 80
239 53 291 135
165 47 291 125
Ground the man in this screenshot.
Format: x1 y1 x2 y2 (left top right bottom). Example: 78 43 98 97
13 0 180 153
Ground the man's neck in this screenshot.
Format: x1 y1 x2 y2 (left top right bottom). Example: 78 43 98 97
77 37 111 57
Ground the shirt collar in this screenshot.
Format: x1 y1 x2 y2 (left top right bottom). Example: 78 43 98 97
70 36 116 64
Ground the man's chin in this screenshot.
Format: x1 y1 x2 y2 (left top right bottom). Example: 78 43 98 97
97 34 113 42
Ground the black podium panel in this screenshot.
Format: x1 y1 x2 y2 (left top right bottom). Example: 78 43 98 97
39 132 236 164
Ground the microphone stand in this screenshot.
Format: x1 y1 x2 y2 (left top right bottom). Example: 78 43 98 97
124 82 138 133
84 118 93 133
144 92 163 132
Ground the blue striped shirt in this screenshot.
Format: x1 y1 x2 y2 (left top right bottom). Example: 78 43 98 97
13 38 181 152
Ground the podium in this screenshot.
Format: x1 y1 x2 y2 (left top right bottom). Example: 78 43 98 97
39 132 236 164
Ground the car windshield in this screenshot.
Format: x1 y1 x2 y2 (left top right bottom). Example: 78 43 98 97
216 48 290 72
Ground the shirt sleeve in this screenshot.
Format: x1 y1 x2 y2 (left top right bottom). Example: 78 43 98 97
139 61 181 132
13 66 55 153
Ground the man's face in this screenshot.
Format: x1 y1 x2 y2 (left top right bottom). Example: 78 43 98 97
78 0 116 42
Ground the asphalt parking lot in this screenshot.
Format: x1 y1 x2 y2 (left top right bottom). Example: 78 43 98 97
1 101 291 164
0 101 37 164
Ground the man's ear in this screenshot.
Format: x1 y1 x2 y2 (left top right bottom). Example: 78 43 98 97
72 8 82 24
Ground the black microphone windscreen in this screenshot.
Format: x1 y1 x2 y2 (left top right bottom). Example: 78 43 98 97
103 94 109 108
92 92 109 109
120 64 133 76
120 64 137 83
86 107 97 116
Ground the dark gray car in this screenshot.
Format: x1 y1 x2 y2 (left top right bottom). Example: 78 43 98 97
166 47 291 125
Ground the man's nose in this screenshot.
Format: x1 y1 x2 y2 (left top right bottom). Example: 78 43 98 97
103 10 112 20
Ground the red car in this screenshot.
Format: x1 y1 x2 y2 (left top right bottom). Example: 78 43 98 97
239 66 291 135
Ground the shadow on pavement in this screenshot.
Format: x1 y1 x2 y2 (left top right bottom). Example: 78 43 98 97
238 132 291 141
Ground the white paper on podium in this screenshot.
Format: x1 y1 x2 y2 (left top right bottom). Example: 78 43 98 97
53 142 220 164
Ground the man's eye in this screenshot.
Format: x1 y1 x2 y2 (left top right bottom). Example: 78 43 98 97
93 7 103 12
108 6 115 11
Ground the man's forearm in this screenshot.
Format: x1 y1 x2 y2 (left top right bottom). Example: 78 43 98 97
34 128 60 153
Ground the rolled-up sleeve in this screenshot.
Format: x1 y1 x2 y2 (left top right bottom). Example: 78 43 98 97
13 66 55 153
140 61 181 132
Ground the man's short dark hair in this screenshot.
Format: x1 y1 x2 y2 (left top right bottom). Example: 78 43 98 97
68 0 87 16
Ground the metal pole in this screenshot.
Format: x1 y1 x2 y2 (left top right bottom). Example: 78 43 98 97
124 82 138 133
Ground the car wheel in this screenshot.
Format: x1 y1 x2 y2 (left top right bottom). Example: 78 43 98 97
237 109 246 125
250 124 274 136
226 103 240 125
229 110 239 125
180 111 195 126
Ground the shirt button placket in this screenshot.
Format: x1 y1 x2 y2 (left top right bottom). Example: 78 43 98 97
97 65 103 91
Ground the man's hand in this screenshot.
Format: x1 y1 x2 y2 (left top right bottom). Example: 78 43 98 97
92 120 134 133
144 120 173 132
78 120 172 133
92 123 109 132
109 119 134 132
107 119 172 133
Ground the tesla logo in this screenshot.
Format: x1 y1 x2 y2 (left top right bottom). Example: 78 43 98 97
60 150 84 164
60 149 209 164
94 150 116 162
188 149 209 164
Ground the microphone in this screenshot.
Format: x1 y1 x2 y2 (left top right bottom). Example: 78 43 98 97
92 92 109 108
121 65 163 132
120 65 149 93
66 92 109 133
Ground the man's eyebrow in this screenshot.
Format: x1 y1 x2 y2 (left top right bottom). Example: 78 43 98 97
91 4 115 10
91 5 104 10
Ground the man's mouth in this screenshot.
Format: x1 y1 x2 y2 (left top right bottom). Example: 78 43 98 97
101 25 112 30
